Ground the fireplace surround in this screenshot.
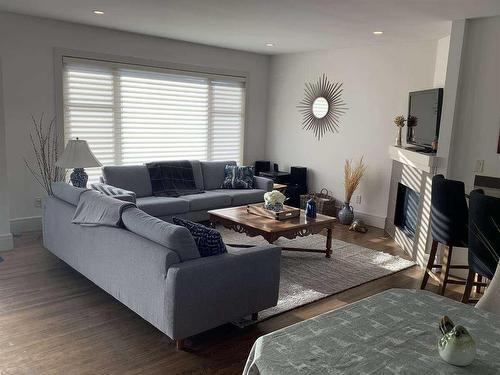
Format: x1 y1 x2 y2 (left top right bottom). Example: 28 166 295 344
386 146 444 267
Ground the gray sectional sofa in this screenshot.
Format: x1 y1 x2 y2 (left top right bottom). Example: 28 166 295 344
92 160 274 222
42 182 281 349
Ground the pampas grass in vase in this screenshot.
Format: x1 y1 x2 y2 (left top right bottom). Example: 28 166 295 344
339 156 367 225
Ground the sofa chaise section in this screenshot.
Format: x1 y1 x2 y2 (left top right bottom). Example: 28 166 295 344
42 183 281 349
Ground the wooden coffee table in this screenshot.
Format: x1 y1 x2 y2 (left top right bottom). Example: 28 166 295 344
208 205 336 258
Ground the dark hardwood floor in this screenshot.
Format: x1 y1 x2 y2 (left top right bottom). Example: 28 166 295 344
0 226 465 374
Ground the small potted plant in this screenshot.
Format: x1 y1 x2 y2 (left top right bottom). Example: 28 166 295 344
394 115 406 147
338 157 367 225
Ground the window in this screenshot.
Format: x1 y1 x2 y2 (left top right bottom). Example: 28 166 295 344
63 58 245 182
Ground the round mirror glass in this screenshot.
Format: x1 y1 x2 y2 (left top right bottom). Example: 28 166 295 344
312 97 329 119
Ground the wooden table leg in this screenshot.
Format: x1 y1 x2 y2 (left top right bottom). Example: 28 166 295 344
326 227 332 258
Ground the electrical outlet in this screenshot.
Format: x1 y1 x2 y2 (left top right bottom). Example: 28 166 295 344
474 160 484 173
355 195 362 204
34 197 42 208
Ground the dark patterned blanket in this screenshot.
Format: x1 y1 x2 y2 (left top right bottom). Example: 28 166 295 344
146 160 204 197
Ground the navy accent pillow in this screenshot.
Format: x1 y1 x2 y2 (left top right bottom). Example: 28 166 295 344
172 217 227 257
221 165 254 189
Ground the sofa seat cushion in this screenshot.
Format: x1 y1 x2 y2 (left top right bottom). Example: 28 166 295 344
179 191 232 211
136 196 189 217
212 189 266 206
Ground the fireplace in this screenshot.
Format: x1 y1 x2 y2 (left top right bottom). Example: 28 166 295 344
386 146 443 267
394 183 420 239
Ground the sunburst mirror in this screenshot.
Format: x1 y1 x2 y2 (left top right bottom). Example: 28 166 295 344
297 74 348 140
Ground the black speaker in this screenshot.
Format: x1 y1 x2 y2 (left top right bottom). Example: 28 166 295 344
290 166 307 188
254 160 270 176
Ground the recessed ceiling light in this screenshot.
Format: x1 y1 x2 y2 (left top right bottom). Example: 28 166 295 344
265 42 275 47
92 10 104 15
373 31 384 35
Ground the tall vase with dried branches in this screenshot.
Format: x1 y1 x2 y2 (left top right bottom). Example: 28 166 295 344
338 156 367 225
24 114 65 196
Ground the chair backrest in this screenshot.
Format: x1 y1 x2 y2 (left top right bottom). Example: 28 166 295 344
468 190 500 279
430 174 468 246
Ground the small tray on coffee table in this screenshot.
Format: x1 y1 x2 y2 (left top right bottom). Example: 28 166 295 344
247 203 300 221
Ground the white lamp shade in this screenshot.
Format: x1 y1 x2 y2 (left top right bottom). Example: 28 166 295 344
55 139 102 168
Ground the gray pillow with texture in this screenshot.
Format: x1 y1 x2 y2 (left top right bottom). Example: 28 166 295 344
122 207 200 262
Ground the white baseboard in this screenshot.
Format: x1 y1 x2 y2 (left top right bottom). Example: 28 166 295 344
10 216 42 234
0 232 14 251
352 211 386 229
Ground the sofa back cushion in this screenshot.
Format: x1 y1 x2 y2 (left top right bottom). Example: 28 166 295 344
51 182 88 206
200 160 237 190
121 207 200 262
102 165 152 198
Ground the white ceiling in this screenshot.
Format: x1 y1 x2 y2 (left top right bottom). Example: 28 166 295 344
1 0 500 54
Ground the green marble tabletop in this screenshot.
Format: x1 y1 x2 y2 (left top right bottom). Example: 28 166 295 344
244 289 500 374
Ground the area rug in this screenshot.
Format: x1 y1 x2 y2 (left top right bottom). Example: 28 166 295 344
217 227 416 324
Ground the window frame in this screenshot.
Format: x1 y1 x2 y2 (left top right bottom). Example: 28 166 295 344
54 48 248 170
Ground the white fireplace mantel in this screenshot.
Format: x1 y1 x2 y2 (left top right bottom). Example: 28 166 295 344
388 146 444 173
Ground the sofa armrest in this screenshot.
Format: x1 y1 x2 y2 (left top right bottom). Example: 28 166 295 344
165 245 281 339
253 176 274 192
91 182 137 203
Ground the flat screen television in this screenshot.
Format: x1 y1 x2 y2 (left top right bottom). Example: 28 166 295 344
406 88 443 151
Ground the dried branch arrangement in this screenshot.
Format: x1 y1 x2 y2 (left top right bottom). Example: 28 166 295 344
344 156 367 203
394 115 406 128
24 114 65 195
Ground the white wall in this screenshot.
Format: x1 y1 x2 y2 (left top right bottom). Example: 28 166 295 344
434 36 451 88
265 41 439 227
0 12 270 228
0 60 14 250
449 16 500 190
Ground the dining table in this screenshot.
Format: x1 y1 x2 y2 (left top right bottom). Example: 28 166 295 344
243 289 500 374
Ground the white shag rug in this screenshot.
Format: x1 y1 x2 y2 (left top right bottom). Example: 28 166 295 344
217 227 416 324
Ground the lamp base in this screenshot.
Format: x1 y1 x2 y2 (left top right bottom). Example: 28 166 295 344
70 168 88 188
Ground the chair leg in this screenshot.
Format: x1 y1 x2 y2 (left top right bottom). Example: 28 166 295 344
462 270 476 303
439 245 453 296
176 339 185 351
421 240 439 290
476 274 482 294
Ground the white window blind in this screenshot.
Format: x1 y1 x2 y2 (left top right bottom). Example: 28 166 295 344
63 58 245 183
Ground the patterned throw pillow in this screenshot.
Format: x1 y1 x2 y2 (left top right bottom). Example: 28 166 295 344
172 217 227 257
221 165 254 189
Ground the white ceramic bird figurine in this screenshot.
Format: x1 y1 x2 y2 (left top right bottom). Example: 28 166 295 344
437 315 476 367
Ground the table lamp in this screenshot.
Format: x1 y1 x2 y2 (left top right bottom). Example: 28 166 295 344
55 138 102 188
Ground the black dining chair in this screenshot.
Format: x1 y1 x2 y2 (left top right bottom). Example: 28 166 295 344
421 175 470 295
462 190 500 303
